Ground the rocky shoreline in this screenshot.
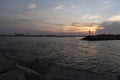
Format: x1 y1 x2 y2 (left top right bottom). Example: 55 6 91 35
82 34 120 41
0 54 119 80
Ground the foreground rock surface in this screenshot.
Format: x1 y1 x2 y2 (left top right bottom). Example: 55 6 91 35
0 54 45 80
0 70 26 80
45 66 117 80
0 54 119 80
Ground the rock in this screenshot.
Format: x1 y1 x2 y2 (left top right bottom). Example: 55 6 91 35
117 75 120 80
1 54 33 68
15 64 44 80
0 54 44 80
0 55 14 73
0 70 26 80
45 66 117 80
32 58 53 76
25 73 43 80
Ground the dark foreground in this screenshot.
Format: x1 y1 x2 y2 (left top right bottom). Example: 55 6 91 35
0 54 119 80
82 34 120 41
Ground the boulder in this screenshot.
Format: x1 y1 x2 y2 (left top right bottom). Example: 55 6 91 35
32 58 53 76
0 55 14 73
15 64 44 80
0 70 26 80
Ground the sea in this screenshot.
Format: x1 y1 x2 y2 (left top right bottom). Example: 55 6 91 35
0 37 120 79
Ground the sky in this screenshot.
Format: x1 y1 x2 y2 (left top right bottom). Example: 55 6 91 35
0 0 120 35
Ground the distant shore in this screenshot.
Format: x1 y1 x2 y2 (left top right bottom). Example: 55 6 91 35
0 35 84 37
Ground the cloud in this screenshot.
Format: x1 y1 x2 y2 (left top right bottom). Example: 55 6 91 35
55 4 63 10
14 14 32 20
0 13 33 21
81 15 89 19
62 22 102 34
97 21 120 34
71 6 76 9
81 15 101 20
103 5 111 9
26 3 37 9
103 1 111 5
107 14 120 21
68 22 101 27
81 15 101 22
89 15 101 19
101 1 111 10
44 22 64 26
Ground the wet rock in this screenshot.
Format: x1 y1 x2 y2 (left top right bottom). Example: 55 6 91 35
0 55 14 73
32 58 53 76
0 70 26 80
117 75 120 80
1 54 33 68
0 54 44 80
46 66 117 80
15 64 44 80
25 73 43 80
52 78 70 80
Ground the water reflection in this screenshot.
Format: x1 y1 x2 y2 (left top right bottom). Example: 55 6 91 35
79 41 97 59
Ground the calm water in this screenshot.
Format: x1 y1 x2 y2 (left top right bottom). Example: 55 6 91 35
0 37 120 74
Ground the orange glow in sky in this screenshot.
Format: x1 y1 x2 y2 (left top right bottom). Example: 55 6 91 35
62 24 103 34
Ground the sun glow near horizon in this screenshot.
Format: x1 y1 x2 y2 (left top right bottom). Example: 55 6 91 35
62 23 103 34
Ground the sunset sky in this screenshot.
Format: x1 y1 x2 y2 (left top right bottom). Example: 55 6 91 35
0 0 120 35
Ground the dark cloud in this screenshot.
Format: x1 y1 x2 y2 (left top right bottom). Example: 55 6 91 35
97 21 120 34
0 18 65 35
